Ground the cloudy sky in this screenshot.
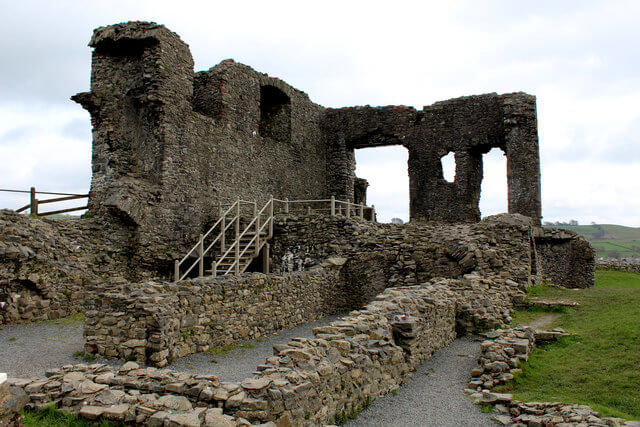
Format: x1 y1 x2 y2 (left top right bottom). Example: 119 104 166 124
1 0 638 225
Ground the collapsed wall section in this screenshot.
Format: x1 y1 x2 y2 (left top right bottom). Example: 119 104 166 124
323 93 541 224
0 210 134 326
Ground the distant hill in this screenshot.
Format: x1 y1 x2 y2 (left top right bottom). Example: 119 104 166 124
544 224 640 259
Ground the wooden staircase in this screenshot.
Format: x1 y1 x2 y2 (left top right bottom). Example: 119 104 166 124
174 198 274 281
173 196 376 282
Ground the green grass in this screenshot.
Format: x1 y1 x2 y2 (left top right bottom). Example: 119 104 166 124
72 350 95 363
23 404 111 426
499 270 640 420
205 342 255 356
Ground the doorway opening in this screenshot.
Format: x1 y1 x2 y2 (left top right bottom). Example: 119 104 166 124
480 147 508 218
354 146 409 223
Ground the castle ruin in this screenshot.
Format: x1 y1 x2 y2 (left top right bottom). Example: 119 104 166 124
72 21 541 262
0 21 597 426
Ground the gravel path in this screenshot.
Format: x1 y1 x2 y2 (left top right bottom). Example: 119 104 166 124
0 316 121 378
346 335 494 427
170 314 344 382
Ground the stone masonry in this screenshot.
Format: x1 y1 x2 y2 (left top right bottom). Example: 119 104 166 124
72 21 543 263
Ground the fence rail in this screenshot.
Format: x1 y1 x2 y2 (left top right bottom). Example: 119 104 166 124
1 187 89 217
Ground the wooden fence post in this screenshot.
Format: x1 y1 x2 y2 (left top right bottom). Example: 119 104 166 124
221 215 226 252
174 260 179 282
330 196 335 216
30 187 38 215
268 197 274 238
262 243 270 274
284 198 289 214
198 234 204 277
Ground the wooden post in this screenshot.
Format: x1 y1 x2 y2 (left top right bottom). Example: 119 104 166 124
346 202 351 218
359 204 364 218
371 205 376 222
262 243 270 274
221 215 226 252
284 198 289 214
255 206 261 256
330 196 335 216
174 260 179 282
212 259 217 278
235 199 240 274
268 197 274 238
198 234 204 277
30 187 38 215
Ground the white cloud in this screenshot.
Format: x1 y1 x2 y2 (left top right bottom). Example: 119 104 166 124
0 0 638 226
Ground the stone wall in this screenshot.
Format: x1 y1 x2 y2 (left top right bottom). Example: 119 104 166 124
534 227 595 288
73 22 332 263
15 273 525 425
0 372 27 425
270 213 535 288
0 210 137 326
596 259 640 273
72 21 543 262
323 93 541 224
84 268 353 367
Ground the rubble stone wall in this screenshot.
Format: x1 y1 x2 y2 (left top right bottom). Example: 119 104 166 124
596 259 640 272
83 268 355 367
534 227 596 288
0 210 136 326
270 213 535 288
16 274 525 425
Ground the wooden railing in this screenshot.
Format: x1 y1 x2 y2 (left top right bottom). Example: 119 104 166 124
173 196 375 282
1 187 89 216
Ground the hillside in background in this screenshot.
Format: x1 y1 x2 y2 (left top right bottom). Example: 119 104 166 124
545 224 640 259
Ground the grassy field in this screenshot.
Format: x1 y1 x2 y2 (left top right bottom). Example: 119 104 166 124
546 224 640 258
501 270 640 420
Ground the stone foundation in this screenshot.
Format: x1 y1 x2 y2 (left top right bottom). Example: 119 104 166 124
14 273 524 425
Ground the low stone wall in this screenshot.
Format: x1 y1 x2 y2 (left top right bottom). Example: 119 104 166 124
14 273 523 425
597 259 640 273
534 227 595 288
84 268 350 367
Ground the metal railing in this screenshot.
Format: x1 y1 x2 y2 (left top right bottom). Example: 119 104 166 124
173 196 375 282
1 187 89 216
